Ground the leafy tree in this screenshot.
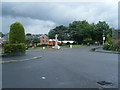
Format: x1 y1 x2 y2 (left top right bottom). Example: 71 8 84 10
9 22 25 44
48 25 69 41
83 38 92 44
69 20 92 43
94 21 112 42
48 20 113 44
26 39 32 45
32 38 40 46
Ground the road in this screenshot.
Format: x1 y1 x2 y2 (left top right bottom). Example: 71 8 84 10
2 46 118 88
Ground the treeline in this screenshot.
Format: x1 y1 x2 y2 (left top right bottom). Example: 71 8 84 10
48 20 113 44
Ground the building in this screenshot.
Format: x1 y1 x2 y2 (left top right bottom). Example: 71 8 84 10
49 39 75 45
61 41 74 44
112 30 120 42
49 39 55 45
39 35 49 45
112 30 120 39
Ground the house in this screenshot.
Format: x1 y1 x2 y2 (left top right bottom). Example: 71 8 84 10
0 34 8 45
39 34 49 45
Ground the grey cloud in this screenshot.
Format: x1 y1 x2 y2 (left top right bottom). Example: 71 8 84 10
2 16 56 34
2 2 118 34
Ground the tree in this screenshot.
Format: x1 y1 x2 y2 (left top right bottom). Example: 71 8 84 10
69 20 92 43
9 22 25 44
32 38 40 46
48 25 69 41
48 20 113 44
26 39 32 45
94 21 112 43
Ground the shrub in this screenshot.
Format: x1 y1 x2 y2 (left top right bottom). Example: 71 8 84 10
103 43 110 50
4 43 26 53
103 42 120 51
9 22 25 44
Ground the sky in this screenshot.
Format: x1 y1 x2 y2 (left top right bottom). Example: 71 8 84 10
1 0 119 34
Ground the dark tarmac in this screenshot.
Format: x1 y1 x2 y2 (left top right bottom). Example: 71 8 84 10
2 46 118 88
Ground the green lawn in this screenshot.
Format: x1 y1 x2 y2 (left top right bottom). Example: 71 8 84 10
72 45 87 47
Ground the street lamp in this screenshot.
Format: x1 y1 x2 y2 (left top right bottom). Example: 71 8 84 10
103 30 105 45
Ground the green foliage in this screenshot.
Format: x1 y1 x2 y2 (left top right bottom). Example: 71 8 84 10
4 43 26 53
48 20 112 44
0 32 4 37
48 25 69 41
103 43 110 50
69 20 92 42
32 38 40 44
106 33 112 44
26 39 32 44
103 42 120 51
9 22 25 44
94 21 112 42
83 38 92 43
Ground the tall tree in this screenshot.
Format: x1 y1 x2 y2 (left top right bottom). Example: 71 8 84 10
94 21 112 42
69 20 92 43
48 25 69 40
9 22 25 44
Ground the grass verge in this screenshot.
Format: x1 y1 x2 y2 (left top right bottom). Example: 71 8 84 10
0 56 42 64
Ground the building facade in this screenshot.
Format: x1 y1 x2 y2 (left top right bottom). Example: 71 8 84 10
39 35 49 45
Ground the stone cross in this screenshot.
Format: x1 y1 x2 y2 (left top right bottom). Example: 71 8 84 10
55 34 58 46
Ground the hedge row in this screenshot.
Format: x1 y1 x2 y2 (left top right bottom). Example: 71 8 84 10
4 43 26 53
103 42 120 51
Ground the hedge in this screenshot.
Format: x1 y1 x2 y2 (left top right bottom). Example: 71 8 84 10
9 22 25 44
4 43 26 53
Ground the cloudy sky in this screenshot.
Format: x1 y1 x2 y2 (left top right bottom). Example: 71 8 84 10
1 0 119 34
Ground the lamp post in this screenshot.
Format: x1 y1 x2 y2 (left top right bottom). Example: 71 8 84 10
103 30 105 45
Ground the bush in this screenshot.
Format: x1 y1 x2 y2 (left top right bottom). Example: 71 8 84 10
4 43 26 53
103 42 120 51
103 43 110 50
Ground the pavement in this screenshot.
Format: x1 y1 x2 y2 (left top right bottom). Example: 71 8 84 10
1 46 118 88
94 47 120 54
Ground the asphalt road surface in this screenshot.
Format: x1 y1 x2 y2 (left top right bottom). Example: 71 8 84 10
2 46 118 88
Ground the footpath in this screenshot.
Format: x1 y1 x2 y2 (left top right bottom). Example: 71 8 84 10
93 46 120 54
